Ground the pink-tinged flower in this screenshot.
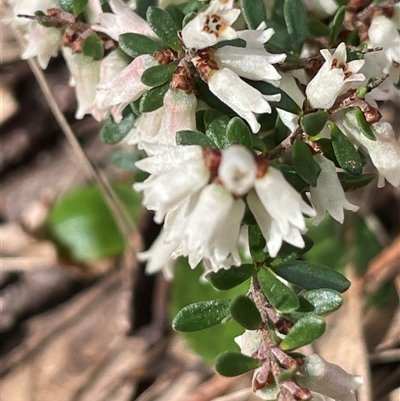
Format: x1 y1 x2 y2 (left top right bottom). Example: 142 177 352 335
92 0 157 41
310 155 359 225
133 144 210 223
306 43 365 109
297 354 363 401
181 0 240 50
94 54 158 122
247 166 316 257
62 47 101 119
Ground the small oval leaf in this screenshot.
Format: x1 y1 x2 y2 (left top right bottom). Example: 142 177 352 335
230 295 262 330
119 33 164 58
82 34 104 61
280 315 326 350
302 289 343 315
353 108 376 141
300 111 328 137
206 264 255 291
292 139 318 187
226 117 252 150
258 268 300 313
73 0 88 15
140 64 177 87
270 236 314 267
215 351 261 377
284 0 308 55
139 82 169 112
172 300 230 332
242 0 267 29
100 111 136 144
329 6 346 47
337 172 375 191
249 224 267 263
176 130 216 147
272 261 351 293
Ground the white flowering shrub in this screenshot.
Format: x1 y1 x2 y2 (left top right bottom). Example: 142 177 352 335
9 0 400 399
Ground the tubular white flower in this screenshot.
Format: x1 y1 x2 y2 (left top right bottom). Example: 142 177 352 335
297 354 363 401
181 0 240 50
170 183 245 270
62 47 101 119
96 54 158 122
301 0 338 18
306 43 365 109
310 155 359 226
208 68 280 133
247 167 315 257
92 0 157 41
134 144 210 223
219 145 257 196
237 22 274 49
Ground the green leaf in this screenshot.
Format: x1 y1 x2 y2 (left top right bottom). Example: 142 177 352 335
270 236 314 267
258 268 300 313
172 300 230 332
338 172 375 191
216 38 247 48
100 110 136 144
241 0 267 29
34 11 55 27
215 352 261 377
206 264 255 291
119 33 164 58
139 82 169 112
292 139 318 187
56 0 73 12
81 34 104 61
165 4 185 29
110 150 143 172
226 117 252 150
300 111 328 137
280 165 307 193
317 138 339 167
353 108 376 141
146 7 182 51
73 0 88 15
248 224 267 263
329 123 362 175
230 295 262 330
280 315 326 350
302 289 343 315
283 0 308 55
176 130 216 147
46 183 142 262
308 19 330 37
252 135 268 155
329 6 346 47
204 110 230 149
140 64 177 87
136 0 157 20
272 261 351 293
182 11 197 27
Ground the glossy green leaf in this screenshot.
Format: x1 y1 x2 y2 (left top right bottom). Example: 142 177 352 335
317 138 339 167
182 11 197 27
56 0 73 12
302 289 343 315
146 7 182 51
242 0 267 29
300 111 328 137
329 6 346 47
100 110 136 144
73 0 88 15
280 165 308 193
119 33 164 58
308 19 330 37
226 117 252 150
248 224 267 263
216 38 247 48
205 110 230 149
172 300 230 332
176 130 216 147
272 260 351 293
136 0 157 20
139 82 169 112
353 108 376 141
215 352 261 377
283 0 308 54
292 139 318 187
165 4 185 29
270 236 314 267
46 183 142 262
252 135 267 155
338 172 375 191
258 268 300 313
140 64 177 87
230 295 262 330
280 315 326 350
329 123 362 175
82 34 104 60
206 264 255 291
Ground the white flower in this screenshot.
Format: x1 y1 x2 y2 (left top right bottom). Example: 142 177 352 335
306 43 365 109
219 145 257 196
297 354 363 401
207 68 280 133
310 155 359 225
170 184 245 270
92 0 157 41
133 144 210 223
301 0 338 18
247 166 316 257
62 47 101 119
181 0 240 50
94 54 158 122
